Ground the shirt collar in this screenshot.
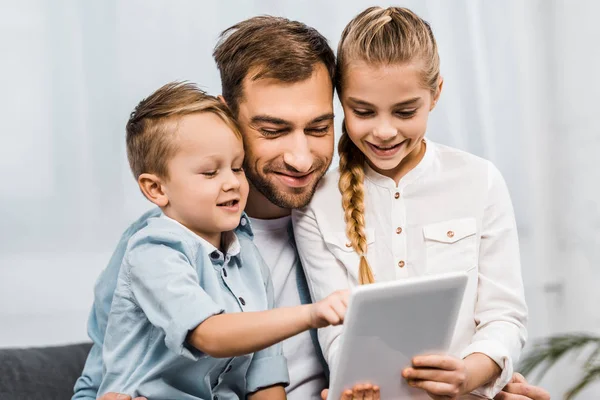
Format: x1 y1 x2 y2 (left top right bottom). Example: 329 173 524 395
364 138 435 190
159 214 241 262
235 212 253 238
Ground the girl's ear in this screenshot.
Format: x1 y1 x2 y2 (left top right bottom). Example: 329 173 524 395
138 173 169 207
430 76 444 111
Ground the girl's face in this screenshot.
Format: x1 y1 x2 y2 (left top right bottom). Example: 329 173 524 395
340 61 442 182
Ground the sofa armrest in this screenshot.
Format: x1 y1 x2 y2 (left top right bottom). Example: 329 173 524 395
0 342 92 400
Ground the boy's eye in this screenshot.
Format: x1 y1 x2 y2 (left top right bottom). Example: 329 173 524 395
201 171 217 177
352 109 374 117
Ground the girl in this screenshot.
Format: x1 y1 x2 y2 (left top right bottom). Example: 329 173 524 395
293 7 527 399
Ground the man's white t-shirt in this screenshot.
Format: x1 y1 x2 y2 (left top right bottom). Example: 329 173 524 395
249 216 326 400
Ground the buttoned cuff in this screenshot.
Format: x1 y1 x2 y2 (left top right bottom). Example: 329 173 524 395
460 340 513 398
245 354 290 393
165 306 224 360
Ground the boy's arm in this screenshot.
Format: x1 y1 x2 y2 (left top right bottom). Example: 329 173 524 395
128 234 347 360
247 385 287 400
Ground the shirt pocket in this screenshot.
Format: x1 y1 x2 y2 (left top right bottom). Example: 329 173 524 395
322 229 376 281
422 217 477 274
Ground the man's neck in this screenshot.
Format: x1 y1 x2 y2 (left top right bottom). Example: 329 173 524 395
245 186 291 220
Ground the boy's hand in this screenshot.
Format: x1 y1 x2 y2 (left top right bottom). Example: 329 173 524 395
402 354 468 399
309 289 349 328
321 383 381 400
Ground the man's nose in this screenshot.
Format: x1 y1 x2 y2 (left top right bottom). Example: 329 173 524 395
282 131 313 173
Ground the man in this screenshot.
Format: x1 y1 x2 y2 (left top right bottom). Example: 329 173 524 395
74 16 549 400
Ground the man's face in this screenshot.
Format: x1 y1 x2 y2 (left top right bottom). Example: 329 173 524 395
236 63 334 210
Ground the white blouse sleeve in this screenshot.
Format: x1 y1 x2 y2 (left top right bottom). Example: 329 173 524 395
292 204 351 369
462 162 528 397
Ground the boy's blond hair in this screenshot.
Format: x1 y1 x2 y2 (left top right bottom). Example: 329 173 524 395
126 81 241 179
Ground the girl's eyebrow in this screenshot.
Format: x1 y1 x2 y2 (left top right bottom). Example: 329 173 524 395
348 96 421 107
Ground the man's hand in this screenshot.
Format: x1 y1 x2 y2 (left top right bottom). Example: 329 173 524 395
320 383 381 400
402 354 469 399
97 393 147 400
309 290 349 329
494 372 550 400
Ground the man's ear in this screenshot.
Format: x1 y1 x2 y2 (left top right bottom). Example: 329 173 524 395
218 95 228 107
430 76 444 111
138 173 169 207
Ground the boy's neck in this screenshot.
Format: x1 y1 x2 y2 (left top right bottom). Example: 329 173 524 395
244 185 292 220
161 208 223 250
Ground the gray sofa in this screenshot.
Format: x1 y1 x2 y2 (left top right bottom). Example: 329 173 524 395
0 342 92 400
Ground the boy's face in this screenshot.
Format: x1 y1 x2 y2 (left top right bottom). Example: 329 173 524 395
235 62 335 210
162 113 248 245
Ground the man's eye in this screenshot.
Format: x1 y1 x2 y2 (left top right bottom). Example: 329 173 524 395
259 128 287 136
353 109 374 117
307 126 330 135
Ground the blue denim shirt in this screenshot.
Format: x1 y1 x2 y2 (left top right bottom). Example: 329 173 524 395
74 209 289 399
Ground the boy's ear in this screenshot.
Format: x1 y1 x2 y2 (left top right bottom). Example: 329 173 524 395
138 173 169 207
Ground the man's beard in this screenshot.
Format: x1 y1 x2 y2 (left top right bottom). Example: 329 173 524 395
244 159 331 210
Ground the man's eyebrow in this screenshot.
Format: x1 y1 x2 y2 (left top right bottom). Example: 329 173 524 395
250 115 292 126
308 113 335 124
348 97 421 107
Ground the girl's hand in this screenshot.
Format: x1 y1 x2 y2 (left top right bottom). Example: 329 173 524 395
320 383 381 400
402 354 468 399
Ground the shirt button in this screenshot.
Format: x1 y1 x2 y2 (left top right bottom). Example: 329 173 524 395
239 297 246 306
213 396 218 400
398 260 405 268
223 269 228 278
396 227 402 234
210 251 219 259
240 218 247 226
394 192 400 199
447 230 455 238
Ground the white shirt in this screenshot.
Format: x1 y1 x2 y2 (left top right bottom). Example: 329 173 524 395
250 216 326 400
291 140 528 398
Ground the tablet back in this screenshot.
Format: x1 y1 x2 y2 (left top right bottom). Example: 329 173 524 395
327 271 468 400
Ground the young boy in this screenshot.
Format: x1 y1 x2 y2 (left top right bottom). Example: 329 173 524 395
97 82 348 399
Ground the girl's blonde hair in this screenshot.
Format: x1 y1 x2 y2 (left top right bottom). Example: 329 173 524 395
336 7 440 284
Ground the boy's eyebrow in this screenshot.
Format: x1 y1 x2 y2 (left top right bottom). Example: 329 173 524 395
348 96 421 107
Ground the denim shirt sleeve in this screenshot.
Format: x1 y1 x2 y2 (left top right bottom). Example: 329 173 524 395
244 252 290 393
125 229 224 360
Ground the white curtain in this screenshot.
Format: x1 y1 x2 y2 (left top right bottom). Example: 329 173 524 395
1 0 599 397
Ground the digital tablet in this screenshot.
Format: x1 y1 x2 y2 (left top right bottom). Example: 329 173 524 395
327 271 469 400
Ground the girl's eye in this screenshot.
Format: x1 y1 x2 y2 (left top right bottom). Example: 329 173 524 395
353 109 374 117
395 109 417 119
232 167 244 173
